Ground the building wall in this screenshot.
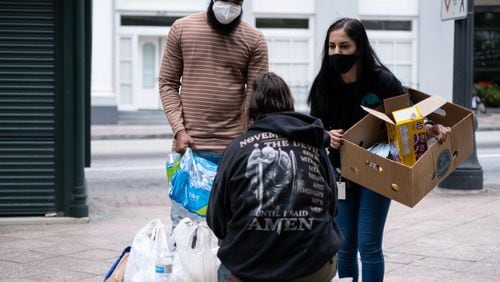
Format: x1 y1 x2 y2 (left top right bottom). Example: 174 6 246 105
91 0 458 124
252 0 315 111
418 0 454 101
91 0 118 124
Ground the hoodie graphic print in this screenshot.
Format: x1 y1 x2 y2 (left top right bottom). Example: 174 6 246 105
243 136 325 235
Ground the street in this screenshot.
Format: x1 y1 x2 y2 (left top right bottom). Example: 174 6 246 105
85 139 173 222
84 131 500 222
476 130 500 186
86 131 500 193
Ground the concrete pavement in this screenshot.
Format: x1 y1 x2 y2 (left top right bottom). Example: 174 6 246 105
2 184 499 281
0 109 499 281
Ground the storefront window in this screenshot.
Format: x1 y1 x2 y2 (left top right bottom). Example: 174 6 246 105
142 43 155 89
474 7 500 83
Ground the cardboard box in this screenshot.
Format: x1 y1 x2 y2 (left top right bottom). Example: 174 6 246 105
340 89 474 207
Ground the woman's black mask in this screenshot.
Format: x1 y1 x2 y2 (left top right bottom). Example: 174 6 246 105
329 53 359 74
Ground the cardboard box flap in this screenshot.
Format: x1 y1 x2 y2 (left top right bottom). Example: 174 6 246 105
416 95 448 117
361 105 395 125
383 94 411 114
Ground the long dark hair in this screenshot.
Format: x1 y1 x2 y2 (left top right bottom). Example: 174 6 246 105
248 72 295 124
307 18 388 114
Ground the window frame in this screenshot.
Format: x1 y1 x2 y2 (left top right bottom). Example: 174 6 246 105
363 17 418 88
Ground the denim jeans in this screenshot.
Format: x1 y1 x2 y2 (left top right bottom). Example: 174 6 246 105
170 150 222 231
336 181 391 282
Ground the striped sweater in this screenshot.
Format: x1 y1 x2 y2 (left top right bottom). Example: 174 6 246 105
159 12 269 152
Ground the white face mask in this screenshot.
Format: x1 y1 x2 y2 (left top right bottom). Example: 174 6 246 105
212 0 242 24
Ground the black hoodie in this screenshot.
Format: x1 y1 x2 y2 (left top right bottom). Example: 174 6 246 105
207 112 343 281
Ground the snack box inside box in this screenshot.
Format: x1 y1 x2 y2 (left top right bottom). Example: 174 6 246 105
383 104 427 166
340 88 474 207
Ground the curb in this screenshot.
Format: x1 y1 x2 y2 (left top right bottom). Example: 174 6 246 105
0 216 90 225
91 133 173 140
477 126 500 131
90 129 499 141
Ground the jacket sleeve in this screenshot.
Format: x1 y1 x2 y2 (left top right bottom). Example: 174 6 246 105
321 148 338 218
159 22 185 137
207 152 232 240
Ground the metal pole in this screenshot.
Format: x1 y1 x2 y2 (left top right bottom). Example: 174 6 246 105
69 0 89 217
439 0 484 191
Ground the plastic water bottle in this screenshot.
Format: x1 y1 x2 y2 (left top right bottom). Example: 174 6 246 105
166 152 181 184
155 250 173 281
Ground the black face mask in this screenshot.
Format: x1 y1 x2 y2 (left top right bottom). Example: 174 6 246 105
329 53 359 74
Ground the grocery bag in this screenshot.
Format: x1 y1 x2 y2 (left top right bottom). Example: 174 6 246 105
169 148 217 216
170 218 220 282
124 219 171 282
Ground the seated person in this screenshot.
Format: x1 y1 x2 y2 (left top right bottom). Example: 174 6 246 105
207 72 343 282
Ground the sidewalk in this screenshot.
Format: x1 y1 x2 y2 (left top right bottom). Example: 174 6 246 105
1 181 499 280
0 109 499 281
90 108 500 140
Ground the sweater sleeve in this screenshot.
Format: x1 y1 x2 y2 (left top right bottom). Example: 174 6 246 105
159 22 185 137
246 32 269 95
241 32 269 126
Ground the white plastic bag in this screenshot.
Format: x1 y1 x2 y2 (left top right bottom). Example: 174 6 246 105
170 218 220 282
124 219 171 282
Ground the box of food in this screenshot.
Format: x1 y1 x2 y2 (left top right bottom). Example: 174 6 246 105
380 104 427 166
340 89 473 207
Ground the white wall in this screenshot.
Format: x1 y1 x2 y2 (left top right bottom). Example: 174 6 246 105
91 0 116 106
252 0 314 14
418 1 455 101
92 0 457 112
116 0 207 13
359 0 418 16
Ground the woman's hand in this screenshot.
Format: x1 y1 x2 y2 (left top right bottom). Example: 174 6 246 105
426 124 451 144
328 129 344 149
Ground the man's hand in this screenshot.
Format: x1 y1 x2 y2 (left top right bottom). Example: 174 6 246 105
426 124 451 144
328 129 344 149
175 130 194 154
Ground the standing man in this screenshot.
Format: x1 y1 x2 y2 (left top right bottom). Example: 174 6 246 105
159 0 269 225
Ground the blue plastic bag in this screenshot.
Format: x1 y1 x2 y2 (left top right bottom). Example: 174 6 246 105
169 148 217 217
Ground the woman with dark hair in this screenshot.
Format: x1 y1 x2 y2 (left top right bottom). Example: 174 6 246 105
308 18 449 281
207 72 343 282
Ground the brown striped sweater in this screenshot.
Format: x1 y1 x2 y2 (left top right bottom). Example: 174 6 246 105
159 12 269 152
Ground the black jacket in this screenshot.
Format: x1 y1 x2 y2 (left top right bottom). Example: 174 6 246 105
207 112 343 281
310 68 406 168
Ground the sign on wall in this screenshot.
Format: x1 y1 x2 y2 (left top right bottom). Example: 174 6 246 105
441 0 468 21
